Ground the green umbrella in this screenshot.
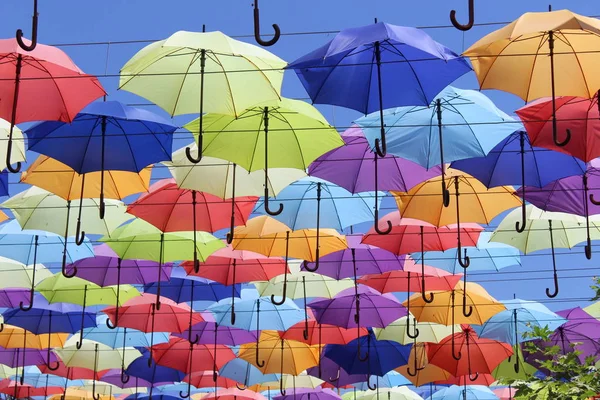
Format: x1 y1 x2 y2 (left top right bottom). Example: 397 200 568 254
492 345 537 380
491 205 600 298
101 218 225 308
186 98 343 215
119 30 286 162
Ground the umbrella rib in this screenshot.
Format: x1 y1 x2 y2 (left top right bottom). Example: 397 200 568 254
309 49 355 108
385 41 428 105
32 59 72 123
559 32 593 99
475 36 525 99
523 34 548 103
211 53 238 117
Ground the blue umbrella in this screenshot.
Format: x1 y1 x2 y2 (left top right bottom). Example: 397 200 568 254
0 220 94 311
472 299 566 374
324 331 411 383
357 86 521 207
219 358 279 388
451 130 585 232
254 177 379 272
82 315 170 349
352 371 410 390
287 21 471 157
144 276 239 304
429 385 499 400
125 348 185 385
25 100 176 239
412 232 521 273
0 171 8 197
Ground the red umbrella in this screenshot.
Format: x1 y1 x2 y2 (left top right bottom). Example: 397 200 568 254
127 179 258 269
357 269 461 294
516 95 600 162
183 370 238 389
427 325 513 379
152 337 235 374
0 38 105 172
279 317 368 345
38 360 107 380
0 381 63 399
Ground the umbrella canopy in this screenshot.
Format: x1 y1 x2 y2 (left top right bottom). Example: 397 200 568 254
0 256 51 290
310 285 407 329
274 388 341 400
55 339 141 371
0 325 67 349
255 272 354 300
124 347 184 384
218 358 279 388
357 86 520 169
82 315 170 348
427 326 513 377
308 128 442 194
36 275 140 306
464 9 600 101
152 337 236 374
374 316 458 345
356 387 422 400
0 119 25 170
280 319 367 345
200 389 268 400
357 270 461 296
143 275 239 304
395 343 450 386
430 385 499 400
127 178 258 233
238 331 320 375
172 321 257 346
287 22 470 112
183 370 238 389
119 30 285 117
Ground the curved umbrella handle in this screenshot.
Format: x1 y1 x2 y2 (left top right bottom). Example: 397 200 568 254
546 220 559 298
179 380 192 399
450 0 474 31
253 0 281 47
264 189 284 216
271 233 289 305
75 223 86 245
255 299 265 368
555 128 571 147
304 258 318 273
236 384 247 391
469 372 479 382
590 192 600 206
373 208 392 235
329 369 340 382
441 180 450 208
462 287 473 317
5 138 21 173
121 369 130 384
279 379 286 396
419 227 434 303
546 272 559 298
270 282 287 305
185 145 202 164
62 260 77 278
366 378 377 391
451 321 462 360
226 165 238 244
106 260 122 329
515 132 527 233
358 332 369 362
515 203 527 233
302 276 310 340
514 357 520 374
406 316 420 339
46 359 60 371
457 247 470 269
16 0 38 51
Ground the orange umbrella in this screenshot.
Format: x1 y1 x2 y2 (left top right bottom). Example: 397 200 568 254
395 343 450 386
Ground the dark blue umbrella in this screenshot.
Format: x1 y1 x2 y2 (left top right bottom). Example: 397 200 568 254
451 130 585 232
323 330 411 384
287 21 471 158
0 171 8 197
125 348 185 384
24 101 177 243
144 276 240 304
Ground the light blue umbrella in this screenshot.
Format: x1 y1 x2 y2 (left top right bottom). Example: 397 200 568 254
473 299 566 375
412 232 521 273
219 358 280 388
357 86 521 205
17 366 84 388
82 315 170 348
209 295 304 332
352 371 410 390
429 385 498 400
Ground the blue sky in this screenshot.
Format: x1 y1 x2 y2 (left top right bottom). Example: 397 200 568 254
2 0 600 311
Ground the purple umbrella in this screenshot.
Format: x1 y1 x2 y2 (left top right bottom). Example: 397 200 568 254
274 388 341 400
517 160 600 260
0 345 59 385
66 244 173 329
302 234 405 280
172 321 257 346
306 356 367 387
310 286 406 329
100 369 153 389
0 289 32 308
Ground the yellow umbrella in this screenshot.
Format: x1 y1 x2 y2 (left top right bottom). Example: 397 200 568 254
259 373 324 390
373 315 458 345
238 331 320 394
464 9 600 147
0 325 67 349
232 216 347 304
51 388 115 400
392 169 520 268
20 156 150 245
395 343 451 387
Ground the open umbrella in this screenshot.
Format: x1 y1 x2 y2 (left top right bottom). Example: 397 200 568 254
357 86 519 206
189 98 343 216
21 155 151 245
218 358 279 389
0 37 105 172
395 343 450 386
429 385 499 400
127 178 258 268
288 21 470 158
274 388 341 400
2 186 131 277
120 30 285 162
464 9 600 148
124 348 184 387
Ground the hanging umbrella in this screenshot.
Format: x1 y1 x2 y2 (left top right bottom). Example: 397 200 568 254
232 216 347 304
0 325 66 350
515 162 600 259
143 275 239 304
253 177 378 268
0 37 105 172
218 358 279 389
451 131 585 232
102 218 225 309
120 29 285 163
302 234 406 280
127 178 258 268
82 315 170 349
492 345 537 381
199 388 268 400
2 186 131 277
357 86 519 206
0 256 51 312
54 388 115 400
152 337 236 374
427 325 512 379
0 381 64 399
124 348 184 386
66 244 172 329
374 316 458 345
173 321 257 346
274 388 341 400
99 370 151 389
189 98 343 216
429 385 499 400
464 9 600 148
280 319 367 346
287 21 470 159
395 343 450 386
183 370 238 389
356 387 422 400
0 118 25 173
21 155 151 244
490 205 600 297
255 272 353 300
56 339 141 371
306 356 366 388
166 151 306 242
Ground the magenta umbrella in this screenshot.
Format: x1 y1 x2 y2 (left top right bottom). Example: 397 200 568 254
308 126 442 234
66 244 172 329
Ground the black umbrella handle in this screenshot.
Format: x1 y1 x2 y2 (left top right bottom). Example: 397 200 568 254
20 235 38 311
516 132 527 233
62 201 78 278
6 56 23 173
373 41 387 158
419 227 434 303
231 260 237 325
450 0 474 31
255 299 265 367
263 107 284 216
454 178 470 268
451 292 462 360
271 232 289 305
373 153 392 235
186 49 205 164
548 30 570 147
107 259 122 330
226 166 237 244
253 0 281 47
462 271 473 318
16 0 38 51
406 272 419 339
75 286 87 349
546 220 560 298
75 176 87 245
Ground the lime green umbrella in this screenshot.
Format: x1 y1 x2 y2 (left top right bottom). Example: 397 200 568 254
254 271 354 300
186 98 343 214
492 345 537 380
119 30 285 162
102 218 225 308
584 302 600 319
55 338 141 375
491 205 600 297
373 315 459 345
36 274 140 349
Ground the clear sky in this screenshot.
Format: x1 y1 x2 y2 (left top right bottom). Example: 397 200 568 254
2 0 599 311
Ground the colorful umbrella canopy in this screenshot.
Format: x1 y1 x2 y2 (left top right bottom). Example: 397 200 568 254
274 388 341 400
395 343 450 386
218 358 279 388
280 319 367 346
374 316 458 345
152 337 236 374
429 385 499 400
356 387 422 400
55 339 141 371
